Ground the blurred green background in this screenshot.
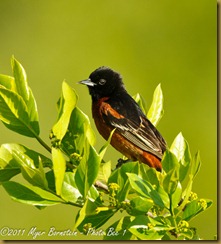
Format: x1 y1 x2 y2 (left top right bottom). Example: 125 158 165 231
0 0 217 240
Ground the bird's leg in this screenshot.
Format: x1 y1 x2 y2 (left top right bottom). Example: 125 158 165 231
116 158 131 168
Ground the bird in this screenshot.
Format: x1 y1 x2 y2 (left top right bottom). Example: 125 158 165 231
79 66 167 171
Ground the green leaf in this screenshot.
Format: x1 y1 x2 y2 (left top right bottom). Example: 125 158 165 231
75 140 100 198
147 83 164 126
104 216 135 240
19 144 52 168
156 185 170 208
0 74 16 91
119 162 140 200
97 161 112 184
128 216 164 240
120 161 140 175
127 173 151 198
129 196 153 215
61 172 82 204
75 198 115 232
139 165 170 207
52 148 66 196
20 163 48 189
171 181 182 208
127 173 164 208
45 170 56 192
170 132 186 162
108 162 140 202
0 165 20 183
162 150 179 173
2 181 64 206
140 166 160 187
133 93 148 114
190 151 201 179
163 168 179 195
178 228 194 240
148 216 173 232
177 151 201 214
11 56 29 104
26 87 39 131
99 129 115 160
88 184 100 201
0 86 39 137
4 146 48 189
182 199 212 221
11 58 39 128
170 132 191 182
0 145 20 182
0 57 40 136
60 107 95 159
129 226 163 240
0 143 52 182
52 81 78 141
19 158 48 189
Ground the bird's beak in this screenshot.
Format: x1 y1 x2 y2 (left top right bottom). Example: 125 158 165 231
78 78 97 87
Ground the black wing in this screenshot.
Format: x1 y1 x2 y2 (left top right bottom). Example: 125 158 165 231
102 93 167 159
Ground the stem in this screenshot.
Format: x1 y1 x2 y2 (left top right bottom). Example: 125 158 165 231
176 179 193 217
95 180 109 193
35 134 52 153
169 194 179 235
64 201 83 208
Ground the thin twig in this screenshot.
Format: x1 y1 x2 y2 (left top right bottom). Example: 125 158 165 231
95 180 109 193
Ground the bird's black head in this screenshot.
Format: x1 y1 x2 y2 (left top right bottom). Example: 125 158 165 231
79 66 126 101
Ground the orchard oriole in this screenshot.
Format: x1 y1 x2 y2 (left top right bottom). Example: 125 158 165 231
79 67 166 171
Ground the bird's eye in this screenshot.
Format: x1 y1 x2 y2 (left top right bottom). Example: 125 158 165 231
99 79 106 85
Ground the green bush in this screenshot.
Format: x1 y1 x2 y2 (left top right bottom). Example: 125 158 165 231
0 57 212 240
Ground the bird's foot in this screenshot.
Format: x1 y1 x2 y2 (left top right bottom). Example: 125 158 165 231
116 158 131 168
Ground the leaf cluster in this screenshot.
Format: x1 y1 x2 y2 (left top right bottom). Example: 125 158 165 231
0 57 212 240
